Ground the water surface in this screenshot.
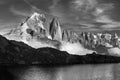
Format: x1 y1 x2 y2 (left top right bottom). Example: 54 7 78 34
1 64 120 80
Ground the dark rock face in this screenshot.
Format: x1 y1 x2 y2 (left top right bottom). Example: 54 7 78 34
0 35 120 66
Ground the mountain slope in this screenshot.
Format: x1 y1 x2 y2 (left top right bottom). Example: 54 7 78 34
0 35 120 65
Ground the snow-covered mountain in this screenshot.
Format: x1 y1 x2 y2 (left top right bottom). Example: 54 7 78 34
2 12 120 56
2 12 95 55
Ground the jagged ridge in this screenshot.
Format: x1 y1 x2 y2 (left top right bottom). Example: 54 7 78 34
3 12 120 56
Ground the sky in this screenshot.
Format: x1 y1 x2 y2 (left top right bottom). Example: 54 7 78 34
0 0 120 33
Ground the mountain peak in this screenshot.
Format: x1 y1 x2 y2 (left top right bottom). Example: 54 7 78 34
28 12 46 29
49 18 62 41
30 12 40 19
30 12 45 21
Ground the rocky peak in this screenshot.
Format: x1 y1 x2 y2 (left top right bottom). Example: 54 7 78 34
28 12 46 30
26 12 46 31
19 12 48 43
49 18 62 41
49 18 80 43
62 29 79 43
62 30 69 41
79 32 120 50
30 12 41 20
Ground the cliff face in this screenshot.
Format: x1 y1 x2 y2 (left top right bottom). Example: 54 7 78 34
49 18 62 41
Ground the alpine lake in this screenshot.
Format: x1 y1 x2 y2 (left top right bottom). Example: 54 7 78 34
0 63 120 80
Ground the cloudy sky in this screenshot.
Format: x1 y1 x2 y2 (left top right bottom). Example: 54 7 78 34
0 0 120 33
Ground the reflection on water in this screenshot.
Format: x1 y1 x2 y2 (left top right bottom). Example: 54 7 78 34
1 64 120 80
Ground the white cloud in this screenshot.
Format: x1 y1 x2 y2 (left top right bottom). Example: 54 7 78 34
70 0 117 30
10 6 31 17
93 3 114 22
71 1 115 22
95 13 120 29
91 3 120 29
71 0 97 12
94 8 104 16
100 23 120 29
95 15 114 23
0 22 18 29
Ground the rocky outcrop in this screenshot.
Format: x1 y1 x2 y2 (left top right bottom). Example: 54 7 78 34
62 30 69 41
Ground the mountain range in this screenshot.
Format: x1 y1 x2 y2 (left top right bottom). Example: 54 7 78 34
2 12 120 56
0 12 119 65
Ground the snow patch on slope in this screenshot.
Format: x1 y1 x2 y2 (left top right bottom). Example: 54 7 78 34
107 47 120 56
60 41 95 55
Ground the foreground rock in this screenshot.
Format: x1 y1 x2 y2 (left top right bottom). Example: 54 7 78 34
0 35 120 66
